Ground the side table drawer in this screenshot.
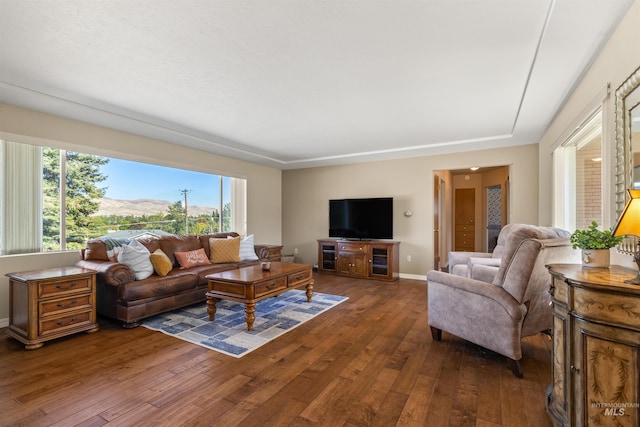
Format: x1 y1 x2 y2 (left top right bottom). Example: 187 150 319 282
551 277 569 306
40 294 92 317
39 277 92 298
40 310 92 337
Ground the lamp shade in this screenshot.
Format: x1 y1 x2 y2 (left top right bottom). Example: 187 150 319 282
612 189 640 237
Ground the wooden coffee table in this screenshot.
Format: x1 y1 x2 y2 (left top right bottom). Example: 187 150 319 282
205 262 314 331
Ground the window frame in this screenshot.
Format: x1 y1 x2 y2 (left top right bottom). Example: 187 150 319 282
1 139 247 255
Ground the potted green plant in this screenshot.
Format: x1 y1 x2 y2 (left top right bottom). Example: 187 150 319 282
569 221 623 268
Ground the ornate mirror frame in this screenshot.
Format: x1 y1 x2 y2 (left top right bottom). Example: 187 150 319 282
615 65 640 253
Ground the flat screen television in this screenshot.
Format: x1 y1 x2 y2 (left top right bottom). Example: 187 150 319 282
329 197 393 240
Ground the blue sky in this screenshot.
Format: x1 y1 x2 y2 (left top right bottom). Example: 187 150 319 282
99 158 229 207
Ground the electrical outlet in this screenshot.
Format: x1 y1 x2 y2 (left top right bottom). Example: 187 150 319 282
407 255 412 262
294 248 299 254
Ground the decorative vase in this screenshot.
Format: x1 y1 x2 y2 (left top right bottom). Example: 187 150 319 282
581 249 610 268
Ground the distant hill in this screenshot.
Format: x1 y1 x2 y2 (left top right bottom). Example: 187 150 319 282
94 198 217 217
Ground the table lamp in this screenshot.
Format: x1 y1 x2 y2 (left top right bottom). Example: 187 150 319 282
612 189 640 285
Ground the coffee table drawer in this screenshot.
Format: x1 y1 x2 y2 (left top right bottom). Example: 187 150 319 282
209 282 247 297
288 269 312 288
255 277 287 297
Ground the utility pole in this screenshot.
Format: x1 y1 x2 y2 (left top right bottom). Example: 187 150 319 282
180 189 191 234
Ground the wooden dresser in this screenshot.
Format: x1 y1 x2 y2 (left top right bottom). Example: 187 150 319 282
6 266 99 349
546 264 640 426
454 188 475 251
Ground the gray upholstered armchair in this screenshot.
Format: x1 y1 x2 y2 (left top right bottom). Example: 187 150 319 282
427 224 580 377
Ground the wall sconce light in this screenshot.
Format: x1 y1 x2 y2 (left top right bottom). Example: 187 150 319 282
404 210 413 217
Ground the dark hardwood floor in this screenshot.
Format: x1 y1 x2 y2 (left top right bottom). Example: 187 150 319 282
0 274 552 427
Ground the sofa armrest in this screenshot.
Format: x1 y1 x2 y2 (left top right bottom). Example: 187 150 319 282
75 259 135 287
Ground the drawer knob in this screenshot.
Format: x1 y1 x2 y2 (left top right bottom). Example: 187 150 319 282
266 283 275 290
56 282 77 290
57 299 77 308
57 316 78 326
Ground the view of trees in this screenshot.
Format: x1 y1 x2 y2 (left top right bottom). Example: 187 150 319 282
42 148 229 251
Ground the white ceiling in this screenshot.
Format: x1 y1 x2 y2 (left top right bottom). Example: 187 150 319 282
0 0 633 169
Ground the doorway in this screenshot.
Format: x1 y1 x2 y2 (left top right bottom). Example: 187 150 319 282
433 166 509 270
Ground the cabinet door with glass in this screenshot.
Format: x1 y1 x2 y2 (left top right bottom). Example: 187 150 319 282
318 241 337 273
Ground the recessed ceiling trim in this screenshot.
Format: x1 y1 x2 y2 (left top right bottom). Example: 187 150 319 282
0 81 286 163
282 133 515 166
511 0 555 135
0 80 515 167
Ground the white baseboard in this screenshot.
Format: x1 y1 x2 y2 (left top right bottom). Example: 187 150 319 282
399 273 427 281
0 318 8 328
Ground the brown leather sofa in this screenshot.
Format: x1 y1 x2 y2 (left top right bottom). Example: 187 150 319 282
76 232 271 327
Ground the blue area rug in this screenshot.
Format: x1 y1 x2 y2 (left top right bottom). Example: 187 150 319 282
141 290 348 358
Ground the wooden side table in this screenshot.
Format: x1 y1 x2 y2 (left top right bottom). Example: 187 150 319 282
6 266 99 349
255 244 283 262
546 264 640 426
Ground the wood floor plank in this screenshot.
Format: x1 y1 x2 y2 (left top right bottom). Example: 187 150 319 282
0 275 555 427
396 373 436 426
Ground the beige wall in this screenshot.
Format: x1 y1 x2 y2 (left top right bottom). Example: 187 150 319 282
282 143 538 277
537 0 640 268
538 0 640 226
0 104 282 323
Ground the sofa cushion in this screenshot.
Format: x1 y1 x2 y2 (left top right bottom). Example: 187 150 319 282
137 237 162 255
158 235 202 267
198 232 240 259
119 271 199 301
175 248 211 269
150 249 173 276
84 239 109 261
117 240 154 280
209 237 241 263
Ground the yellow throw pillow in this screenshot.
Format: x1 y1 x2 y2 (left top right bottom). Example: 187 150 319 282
209 237 241 263
150 248 173 276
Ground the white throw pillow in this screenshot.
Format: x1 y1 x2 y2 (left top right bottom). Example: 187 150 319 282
232 234 259 261
117 239 154 280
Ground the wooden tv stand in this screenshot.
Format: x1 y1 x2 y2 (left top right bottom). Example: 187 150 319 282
317 239 400 281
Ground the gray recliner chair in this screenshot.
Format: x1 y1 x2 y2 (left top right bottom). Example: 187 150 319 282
427 224 580 377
